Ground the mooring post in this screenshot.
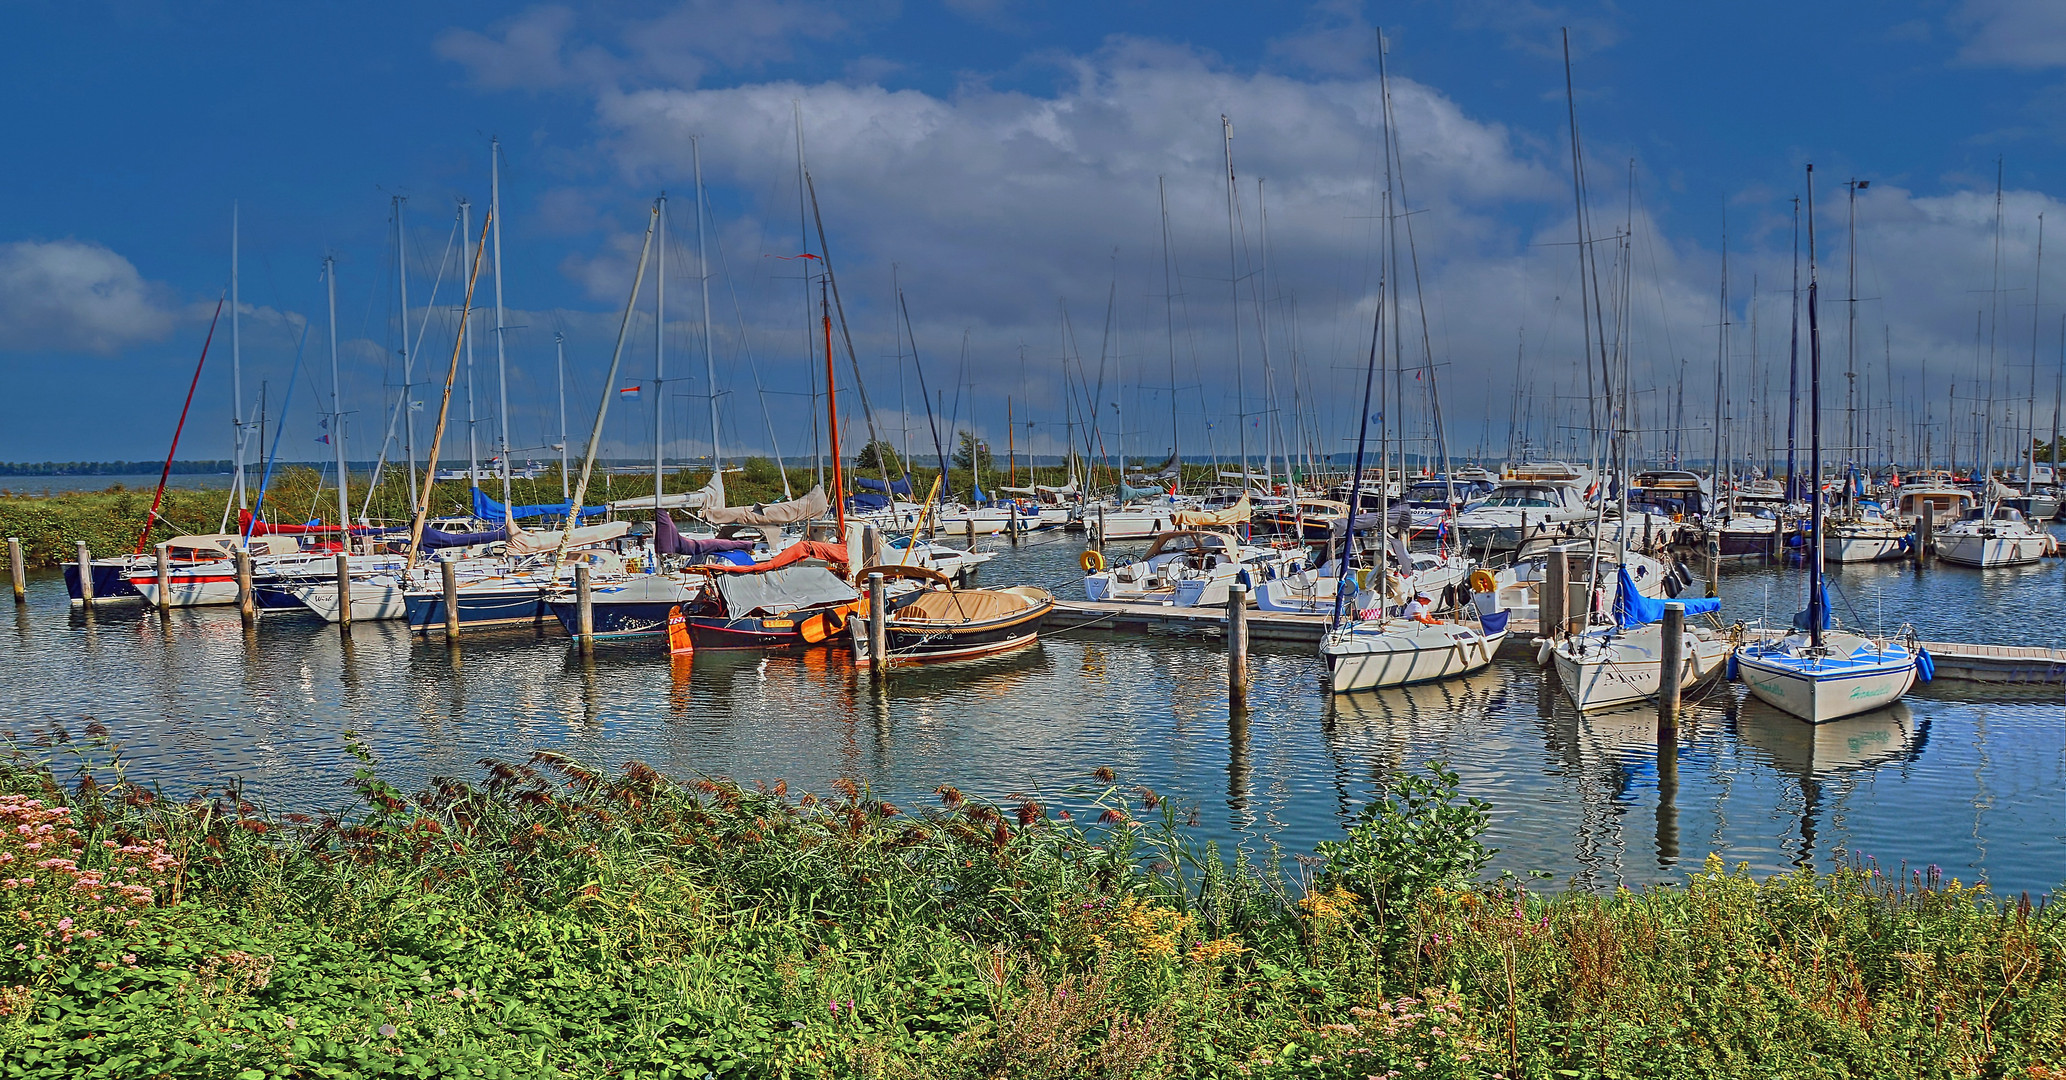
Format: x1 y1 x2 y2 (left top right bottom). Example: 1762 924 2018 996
236 548 256 628
1705 536 1720 598
154 543 172 613
1657 601 1684 734
860 523 880 571
868 571 887 679
1095 506 1107 553
441 555 461 641
7 538 23 604
965 516 977 552
74 541 95 605
1543 547 1567 641
1227 581 1250 707
574 563 594 655
333 553 353 629
1919 510 1935 566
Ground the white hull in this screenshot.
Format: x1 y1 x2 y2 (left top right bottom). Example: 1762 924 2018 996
1933 531 2052 567
130 578 241 607
1550 626 1730 711
1090 509 1179 540
289 582 411 623
1734 633 1918 723
1323 620 1507 693
1825 532 1908 563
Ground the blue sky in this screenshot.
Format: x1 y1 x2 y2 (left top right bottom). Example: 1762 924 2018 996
6 0 2066 470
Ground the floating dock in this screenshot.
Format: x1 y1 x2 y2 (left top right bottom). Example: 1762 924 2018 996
1046 600 2066 686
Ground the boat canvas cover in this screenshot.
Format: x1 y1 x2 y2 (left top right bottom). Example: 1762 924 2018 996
894 588 1029 624
1173 495 1251 527
713 565 858 618
655 510 756 559
1612 564 1719 629
471 488 609 521
418 525 508 551
708 540 849 574
702 486 828 526
609 473 726 513
855 475 914 495
1117 481 1165 502
504 520 632 555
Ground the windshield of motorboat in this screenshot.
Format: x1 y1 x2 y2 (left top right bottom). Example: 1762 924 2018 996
1477 487 1562 508
1402 483 1458 504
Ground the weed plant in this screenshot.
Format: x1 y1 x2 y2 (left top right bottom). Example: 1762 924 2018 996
1 732 2060 1078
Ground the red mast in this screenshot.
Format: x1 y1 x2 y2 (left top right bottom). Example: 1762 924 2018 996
822 274 846 538
136 295 225 555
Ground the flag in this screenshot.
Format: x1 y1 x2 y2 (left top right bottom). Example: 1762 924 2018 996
316 434 330 445
409 400 424 412
619 385 642 398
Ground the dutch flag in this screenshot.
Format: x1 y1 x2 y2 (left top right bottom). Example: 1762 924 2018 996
619 385 642 399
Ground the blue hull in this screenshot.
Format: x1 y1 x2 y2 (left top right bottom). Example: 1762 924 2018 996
405 587 555 633
544 599 677 639
63 562 141 602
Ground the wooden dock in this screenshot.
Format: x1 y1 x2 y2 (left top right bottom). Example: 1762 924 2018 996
1047 600 2066 685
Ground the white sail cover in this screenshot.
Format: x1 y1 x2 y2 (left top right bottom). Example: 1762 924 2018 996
504 519 632 555
702 485 828 526
608 473 727 512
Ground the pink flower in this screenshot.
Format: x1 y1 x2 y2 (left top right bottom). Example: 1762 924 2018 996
122 953 136 965
55 918 71 931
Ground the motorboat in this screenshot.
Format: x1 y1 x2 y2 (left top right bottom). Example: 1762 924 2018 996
1083 501 1182 542
856 565 1053 665
1822 503 1910 563
1892 479 1974 526
1254 550 1472 616
1252 498 1349 541
1485 544 1685 624
1932 505 2057 567
1451 473 1595 553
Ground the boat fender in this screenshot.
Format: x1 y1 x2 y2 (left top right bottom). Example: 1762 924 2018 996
1236 568 1254 590
1916 647 1934 683
1468 568 1497 595
1080 549 1106 573
1725 652 1738 682
1535 638 1552 666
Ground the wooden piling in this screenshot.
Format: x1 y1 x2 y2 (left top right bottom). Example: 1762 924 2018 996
965 517 977 551
333 553 353 628
868 571 887 679
7 538 23 604
1543 548 1567 640
1657 601 1684 734
441 556 461 640
1705 537 1720 598
1228 582 1250 706
236 549 256 628
75 542 94 605
1095 506 1107 553
1919 511 1935 566
154 543 172 612
575 563 594 655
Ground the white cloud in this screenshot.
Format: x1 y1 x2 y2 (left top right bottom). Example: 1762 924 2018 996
0 238 183 355
1954 0 2066 69
435 1 855 93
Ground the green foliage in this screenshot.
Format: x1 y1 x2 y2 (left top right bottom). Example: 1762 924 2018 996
951 432 992 474
1315 761 1496 947
1 742 2061 1079
853 441 903 477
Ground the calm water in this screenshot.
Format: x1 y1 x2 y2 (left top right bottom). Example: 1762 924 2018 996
0 474 235 495
2 529 2061 896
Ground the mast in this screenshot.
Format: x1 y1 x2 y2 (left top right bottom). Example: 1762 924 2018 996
1159 176 1181 494
325 255 348 529
459 200 481 487
395 195 418 509
231 205 246 514
2027 213 2044 485
1256 177 1281 495
1785 198 1801 503
555 331 570 501
1222 115 1250 492
655 193 667 513
406 207 493 569
796 104 822 492
1713 222 1729 519
551 202 657 571
1332 276 1385 631
490 139 515 522
1806 164 1825 650
1846 177 1865 503
695 137 724 508
822 274 847 537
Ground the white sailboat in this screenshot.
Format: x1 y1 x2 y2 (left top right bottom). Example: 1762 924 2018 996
1734 165 1921 725
1548 565 1729 712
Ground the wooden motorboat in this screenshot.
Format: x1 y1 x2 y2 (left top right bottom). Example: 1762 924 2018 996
857 565 1053 666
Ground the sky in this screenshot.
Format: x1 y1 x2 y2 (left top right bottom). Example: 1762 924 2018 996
6 0 2066 473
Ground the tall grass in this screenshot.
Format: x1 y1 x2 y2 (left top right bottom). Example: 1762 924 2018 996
1 731 2060 1078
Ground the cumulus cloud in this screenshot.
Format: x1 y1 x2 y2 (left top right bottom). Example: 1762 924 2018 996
0 238 183 355
436 1 858 92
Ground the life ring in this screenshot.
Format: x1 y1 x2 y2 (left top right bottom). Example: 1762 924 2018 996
1081 549 1107 572
1468 568 1497 595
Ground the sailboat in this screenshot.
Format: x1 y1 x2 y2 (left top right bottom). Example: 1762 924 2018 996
1549 565 1728 711
1734 165 1923 725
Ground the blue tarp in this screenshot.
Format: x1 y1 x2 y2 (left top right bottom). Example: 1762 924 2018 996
855 475 914 495
471 487 608 521
846 492 891 511
1612 564 1720 629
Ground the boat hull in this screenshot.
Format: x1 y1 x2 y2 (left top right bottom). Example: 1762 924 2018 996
873 598 1052 665
1734 639 1918 724
290 582 410 623
1323 622 1507 694
1933 531 2052 567
405 585 556 633
63 561 143 603
1550 631 1730 712
1825 532 1908 563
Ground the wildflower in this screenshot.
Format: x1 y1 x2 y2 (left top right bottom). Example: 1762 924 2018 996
378 1024 397 1038
122 954 136 965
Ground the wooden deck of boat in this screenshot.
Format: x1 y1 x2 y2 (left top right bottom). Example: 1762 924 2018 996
1047 600 2066 684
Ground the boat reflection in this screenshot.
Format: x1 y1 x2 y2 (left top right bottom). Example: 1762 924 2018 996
1732 697 1923 867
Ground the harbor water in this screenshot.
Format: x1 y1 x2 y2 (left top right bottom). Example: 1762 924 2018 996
2 528 2061 896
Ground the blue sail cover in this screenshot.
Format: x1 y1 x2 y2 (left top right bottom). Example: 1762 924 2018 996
471 487 608 521
418 525 508 551
854 475 914 495
1791 581 1833 631
1613 564 1720 629
1117 481 1164 501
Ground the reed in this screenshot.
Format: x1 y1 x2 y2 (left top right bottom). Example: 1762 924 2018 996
1 730 2059 1079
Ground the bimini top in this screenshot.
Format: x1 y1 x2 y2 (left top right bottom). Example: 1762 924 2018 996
1142 530 1239 559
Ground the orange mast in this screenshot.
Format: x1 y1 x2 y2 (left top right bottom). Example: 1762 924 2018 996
823 275 846 538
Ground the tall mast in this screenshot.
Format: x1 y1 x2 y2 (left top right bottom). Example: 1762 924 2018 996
490 139 515 520
795 103 822 492
1786 198 1800 502
1713 222 1728 516
655 193 668 510
2027 212 2044 484
694 136 724 507
1222 115 1250 492
395 195 419 509
460 199 480 486
1159 176 1180 494
231 203 246 511
1257 177 1283 494
822 275 846 537
1846 178 1862 493
325 255 348 529
555 331 570 501
1806 164 1825 650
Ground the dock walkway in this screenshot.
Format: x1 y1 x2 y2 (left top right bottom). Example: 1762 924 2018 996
1046 600 2066 686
